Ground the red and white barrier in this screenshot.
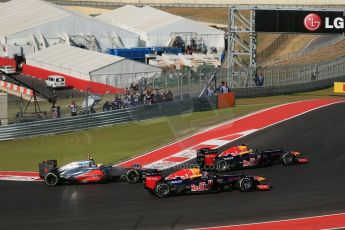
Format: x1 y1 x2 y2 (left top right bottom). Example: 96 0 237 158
0 80 33 97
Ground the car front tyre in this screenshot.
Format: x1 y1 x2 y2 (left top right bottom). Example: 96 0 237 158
282 152 295 166
239 177 254 192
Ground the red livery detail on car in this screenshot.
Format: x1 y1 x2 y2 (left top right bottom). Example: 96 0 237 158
191 180 213 192
75 169 105 182
145 175 162 190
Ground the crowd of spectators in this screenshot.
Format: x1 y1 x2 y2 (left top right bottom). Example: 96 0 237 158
48 82 174 119
206 81 230 97
102 83 173 112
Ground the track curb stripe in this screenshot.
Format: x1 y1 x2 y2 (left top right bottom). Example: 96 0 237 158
0 171 42 181
192 212 345 230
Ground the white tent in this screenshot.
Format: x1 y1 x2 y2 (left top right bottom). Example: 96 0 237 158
0 0 139 58
25 45 161 90
97 5 225 50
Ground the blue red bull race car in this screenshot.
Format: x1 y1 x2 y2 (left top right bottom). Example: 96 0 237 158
39 159 159 186
145 167 270 198
197 144 309 172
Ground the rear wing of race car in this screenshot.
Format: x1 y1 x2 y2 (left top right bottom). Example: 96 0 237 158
196 148 219 167
39 160 57 178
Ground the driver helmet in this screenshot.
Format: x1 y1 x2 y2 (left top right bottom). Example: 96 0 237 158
202 171 209 177
132 164 142 169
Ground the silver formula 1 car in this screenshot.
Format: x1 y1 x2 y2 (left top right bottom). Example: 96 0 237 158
39 159 159 187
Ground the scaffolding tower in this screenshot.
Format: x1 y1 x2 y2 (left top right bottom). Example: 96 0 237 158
227 7 257 88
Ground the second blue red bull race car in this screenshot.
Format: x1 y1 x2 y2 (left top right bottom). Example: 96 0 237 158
145 167 270 198
197 144 309 172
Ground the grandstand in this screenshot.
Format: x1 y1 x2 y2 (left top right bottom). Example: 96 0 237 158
259 35 315 67
274 38 345 66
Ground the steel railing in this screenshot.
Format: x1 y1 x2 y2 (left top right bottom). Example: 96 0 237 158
0 96 217 141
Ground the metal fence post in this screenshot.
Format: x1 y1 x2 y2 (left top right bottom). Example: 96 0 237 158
180 73 183 99
153 76 155 89
278 68 280 86
270 68 273 86
165 73 168 92
188 72 191 95
332 63 335 78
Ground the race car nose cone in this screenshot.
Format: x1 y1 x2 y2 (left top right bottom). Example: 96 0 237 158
257 184 270 190
292 151 301 156
298 158 309 164
254 176 266 181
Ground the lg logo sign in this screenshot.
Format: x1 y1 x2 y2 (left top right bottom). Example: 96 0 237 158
325 17 344 29
304 13 345 32
304 13 321 31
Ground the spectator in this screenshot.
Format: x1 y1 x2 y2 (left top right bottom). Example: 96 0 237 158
206 86 215 96
113 95 122 110
103 101 111 112
162 92 167 102
258 73 264 86
133 92 140 106
219 81 229 94
51 105 58 119
153 88 162 103
69 100 78 116
56 106 61 118
311 72 316 81
145 89 153 104
123 94 130 108
166 89 173 101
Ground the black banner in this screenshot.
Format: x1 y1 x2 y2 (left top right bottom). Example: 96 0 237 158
256 10 344 34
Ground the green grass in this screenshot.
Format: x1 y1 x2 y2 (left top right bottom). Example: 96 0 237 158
0 87 343 171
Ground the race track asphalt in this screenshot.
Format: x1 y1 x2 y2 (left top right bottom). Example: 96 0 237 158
1 102 345 230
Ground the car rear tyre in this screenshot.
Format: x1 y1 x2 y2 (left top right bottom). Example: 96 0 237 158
44 172 59 187
239 177 254 192
125 169 141 184
155 182 170 198
282 152 295 166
